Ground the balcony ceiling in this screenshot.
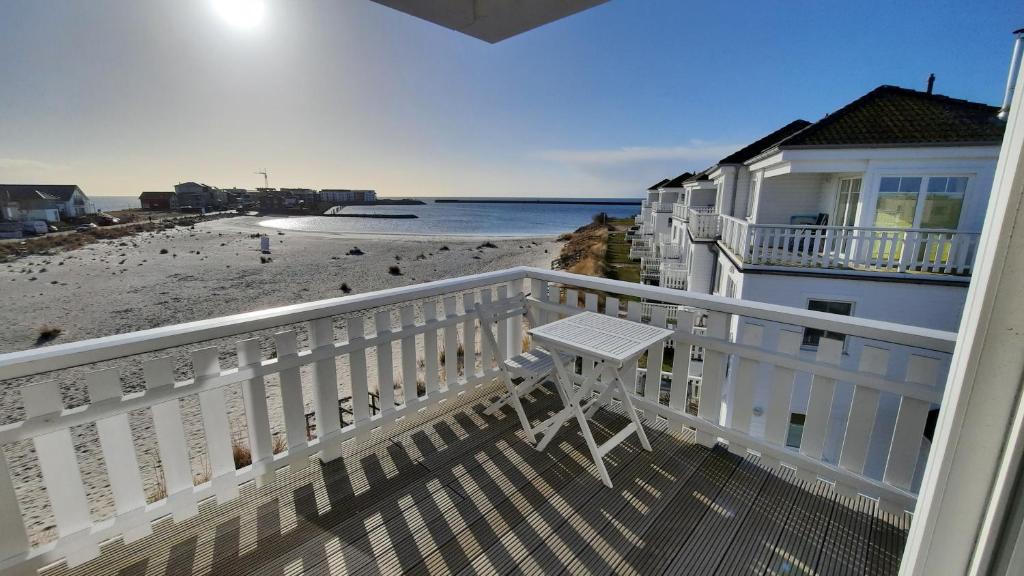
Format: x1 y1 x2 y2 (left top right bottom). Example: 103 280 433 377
369 0 609 43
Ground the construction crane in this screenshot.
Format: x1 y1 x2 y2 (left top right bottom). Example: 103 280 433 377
255 169 269 189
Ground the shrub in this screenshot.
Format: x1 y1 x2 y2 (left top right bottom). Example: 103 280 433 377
477 241 497 249
159 248 168 254
340 282 352 293
439 245 450 251
388 265 402 276
347 247 364 256
36 324 62 345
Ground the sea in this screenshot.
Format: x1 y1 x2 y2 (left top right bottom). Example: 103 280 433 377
89 196 641 237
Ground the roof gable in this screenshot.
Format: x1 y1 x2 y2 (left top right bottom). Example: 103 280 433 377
0 184 82 202
647 178 670 191
661 172 694 188
776 85 1004 148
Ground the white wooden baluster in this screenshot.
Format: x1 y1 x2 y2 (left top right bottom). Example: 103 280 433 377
309 318 343 462
507 279 524 357
442 297 460 389
460 293 478 380
273 331 309 471
142 357 198 521
86 369 151 541
528 279 548 328
548 284 561 321
728 323 764 456
761 329 803 470
696 311 728 447
621 301 643 401
669 309 695 416
882 354 939 512
21 380 99 565
238 339 274 486
347 317 371 440
836 345 889 497
0 450 28 562
643 306 668 411
496 285 510 364
190 349 239 501
797 337 844 482
373 311 397 414
422 301 441 395
479 289 495 374
399 305 420 402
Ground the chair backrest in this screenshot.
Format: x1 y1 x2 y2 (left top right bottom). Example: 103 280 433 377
475 295 528 363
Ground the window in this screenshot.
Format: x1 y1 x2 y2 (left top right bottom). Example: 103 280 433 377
921 176 967 229
874 176 922 228
786 413 805 448
802 299 853 347
834 177 861 227
873 175 968 229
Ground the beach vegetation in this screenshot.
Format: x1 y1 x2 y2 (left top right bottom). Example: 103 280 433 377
35 324 62 345
388 265 402 275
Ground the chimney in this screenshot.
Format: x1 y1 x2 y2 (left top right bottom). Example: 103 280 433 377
998 28 1024 120
926 73 935 94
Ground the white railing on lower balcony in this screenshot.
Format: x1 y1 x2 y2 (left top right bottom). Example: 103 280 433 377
629 237 654 260
641 256 662 281
660 260 688 289
688 206 720 240
719 215 981 276
672 202 689 220
0 267 956 573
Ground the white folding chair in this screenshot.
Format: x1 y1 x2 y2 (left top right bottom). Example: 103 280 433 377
476 296 558 444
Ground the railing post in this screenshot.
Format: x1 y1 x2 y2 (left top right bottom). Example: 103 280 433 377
309 318 343 461
0 449 28 564
696 311 729 447
238 338 274 486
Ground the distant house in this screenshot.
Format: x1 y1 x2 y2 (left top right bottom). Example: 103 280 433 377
173 182 226 210
0 184 95 220
138 191 179 210
320 189 377 203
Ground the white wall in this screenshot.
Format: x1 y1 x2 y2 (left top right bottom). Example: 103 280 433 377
752 172 827 224
686 242 718 294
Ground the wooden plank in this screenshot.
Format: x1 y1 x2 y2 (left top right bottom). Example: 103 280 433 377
142 357 198 520
622 301 642 398
399 305 420 404
697 311 729 447
669 309 696 414
883 355 938 495
479 290 495 374
308 318 343 462
729 323 763 454
838 346 888 486
460 292 478 381
347 317 372 430
420 299 441 397
191 348 241 501
581 291 599 389
798 338 843 480
87 369 152 540
496 285 510 365
0 449 29 562
507 279 525 357
643 306 668 410
442 296 460 389
762 329 802 470
22 380 99 565
272 331 309 471
528 278 547 328
237 339 274 486
761 476 839 575
372 311 397 415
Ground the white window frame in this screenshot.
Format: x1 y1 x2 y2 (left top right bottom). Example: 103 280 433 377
801 297 855 350
873 173 972 230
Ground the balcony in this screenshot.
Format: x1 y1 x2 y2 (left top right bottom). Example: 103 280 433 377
659 260 688 289
719 215 980 277
640 256 662 282
672 202 689 220
0 268 951 575
629 237 654 261
687 206 721 240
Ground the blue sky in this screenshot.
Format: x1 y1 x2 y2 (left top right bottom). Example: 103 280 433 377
1 0 1021 197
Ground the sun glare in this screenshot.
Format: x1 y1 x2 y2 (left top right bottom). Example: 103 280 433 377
212 0 266 29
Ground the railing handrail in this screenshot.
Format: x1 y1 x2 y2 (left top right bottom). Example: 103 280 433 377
720 214 979 235
0 267 526 380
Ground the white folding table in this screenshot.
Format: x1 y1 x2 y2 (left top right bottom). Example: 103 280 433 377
528 311 673 487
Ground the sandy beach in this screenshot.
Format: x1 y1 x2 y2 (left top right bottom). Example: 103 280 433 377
0 215 561 544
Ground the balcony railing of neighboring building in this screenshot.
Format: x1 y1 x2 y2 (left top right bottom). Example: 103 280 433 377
629 237 654 260
0 267 955 573
718 215 981 276
641 256 662 282
659 260 688 290
672 202 689 221
687 206 721 240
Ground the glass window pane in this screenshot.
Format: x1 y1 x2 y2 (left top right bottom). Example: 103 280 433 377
927 177 949 193
875 191 918 228
899 177 922 193
879 177 901 192
921 176 966 229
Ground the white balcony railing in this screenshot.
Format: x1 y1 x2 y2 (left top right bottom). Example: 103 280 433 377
687 206 720 240
659 260 688 289
672 203 689 220
719 215 981 276
641 256 662 281
629 237 654 260
0 267 955 572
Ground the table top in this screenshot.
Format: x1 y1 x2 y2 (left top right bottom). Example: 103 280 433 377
529 311 674 364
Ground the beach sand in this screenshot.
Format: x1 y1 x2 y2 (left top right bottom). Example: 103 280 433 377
0 215 561 544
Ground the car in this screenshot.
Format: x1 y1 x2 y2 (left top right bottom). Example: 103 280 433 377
75 223 98 232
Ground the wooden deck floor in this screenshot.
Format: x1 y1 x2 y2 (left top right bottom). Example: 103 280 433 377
40 384 909 576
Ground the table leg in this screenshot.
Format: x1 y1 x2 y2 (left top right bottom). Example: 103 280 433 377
611 367 652 452
535 350 593 452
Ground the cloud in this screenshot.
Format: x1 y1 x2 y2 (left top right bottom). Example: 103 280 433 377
0 158 70 172
534 141 741 193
